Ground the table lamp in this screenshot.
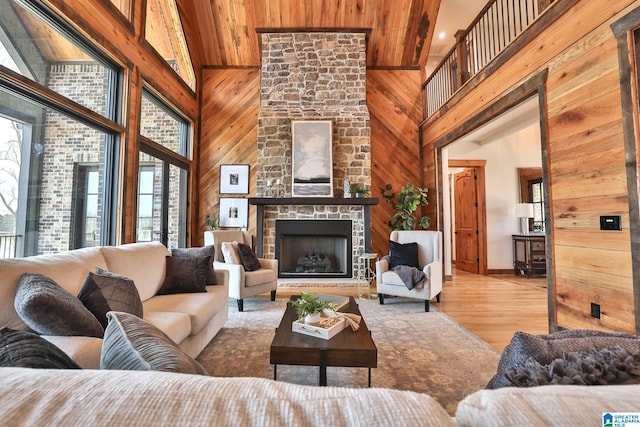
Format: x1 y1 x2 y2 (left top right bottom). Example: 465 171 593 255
515 203 535 235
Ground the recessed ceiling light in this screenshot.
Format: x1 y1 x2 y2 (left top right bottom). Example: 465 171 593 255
438 32 446 39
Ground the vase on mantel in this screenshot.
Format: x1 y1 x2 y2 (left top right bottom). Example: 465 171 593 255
344 179 351 198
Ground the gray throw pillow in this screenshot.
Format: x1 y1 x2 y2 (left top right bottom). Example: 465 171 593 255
77 268 144 329
14 272 104 338
487 330 640 389
171 245 217 285
237 243 261 272
101 311 207 375
0 327 81 369
157 256 211 295
389 240 420 269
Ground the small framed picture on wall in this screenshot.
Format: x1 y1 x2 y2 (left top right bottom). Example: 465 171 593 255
220 164 249 194
219 198 248 228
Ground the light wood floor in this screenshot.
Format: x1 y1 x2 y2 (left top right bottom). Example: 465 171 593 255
277 268 549 352
437 268 549 351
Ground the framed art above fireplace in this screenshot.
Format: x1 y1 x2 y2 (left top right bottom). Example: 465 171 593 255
291 120 333 197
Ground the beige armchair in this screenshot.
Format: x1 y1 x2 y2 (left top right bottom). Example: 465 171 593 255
205 230 278 312
376 230 443 312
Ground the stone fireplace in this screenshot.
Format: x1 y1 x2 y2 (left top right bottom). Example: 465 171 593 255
254 31 372 280
276 219 352 278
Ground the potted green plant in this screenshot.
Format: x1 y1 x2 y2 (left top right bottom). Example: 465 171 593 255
380 183 430 230
289 292 338 324
350 184 370 198
203 209 218 231
203 208 218 246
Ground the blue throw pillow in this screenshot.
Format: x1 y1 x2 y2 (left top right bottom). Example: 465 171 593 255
101 311 207 375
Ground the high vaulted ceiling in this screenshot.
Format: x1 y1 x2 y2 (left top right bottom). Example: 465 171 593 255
176 0 442 70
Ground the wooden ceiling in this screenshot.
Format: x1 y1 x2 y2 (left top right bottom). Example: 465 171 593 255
177 0 442 70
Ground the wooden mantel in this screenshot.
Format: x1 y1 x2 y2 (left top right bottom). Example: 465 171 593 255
249 197 379 257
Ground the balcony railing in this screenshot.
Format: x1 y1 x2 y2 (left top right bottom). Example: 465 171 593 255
0 234 20 259
425 0 552 118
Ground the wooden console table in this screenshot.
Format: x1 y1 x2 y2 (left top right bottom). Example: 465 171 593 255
512 234 546 278
248 197 378 257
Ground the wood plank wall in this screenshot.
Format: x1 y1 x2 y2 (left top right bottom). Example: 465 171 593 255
421 0 638 333
367 69 426 256
198 68 260 245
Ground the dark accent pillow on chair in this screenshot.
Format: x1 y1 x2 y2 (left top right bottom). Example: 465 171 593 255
237 243 261 272
171 245 217 285
157 255 211 295
78 268 144 329
389 240 420 269
101 311 207 375
0 327 81 369
14 272 104 338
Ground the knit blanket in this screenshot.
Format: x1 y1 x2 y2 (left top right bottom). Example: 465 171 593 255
392 265 425 290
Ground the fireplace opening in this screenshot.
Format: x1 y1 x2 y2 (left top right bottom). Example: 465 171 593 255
276 220 352 279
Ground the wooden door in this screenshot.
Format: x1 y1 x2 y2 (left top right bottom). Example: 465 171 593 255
454 168 479 273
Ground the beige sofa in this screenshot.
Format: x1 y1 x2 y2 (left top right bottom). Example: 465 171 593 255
455 383 640 426
0 367 455 426
1 367 639 426
0 242 229 368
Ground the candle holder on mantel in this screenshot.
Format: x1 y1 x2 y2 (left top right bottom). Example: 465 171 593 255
265 179 285 198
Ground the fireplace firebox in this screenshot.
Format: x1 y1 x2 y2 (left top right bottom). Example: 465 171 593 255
275 220 352 279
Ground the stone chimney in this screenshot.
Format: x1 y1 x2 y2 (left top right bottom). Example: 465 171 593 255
256 32 371 197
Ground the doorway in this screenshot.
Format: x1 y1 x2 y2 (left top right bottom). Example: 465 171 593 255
450 161 487 275
441 95 544 278
434 71 554 331
137 146 189 249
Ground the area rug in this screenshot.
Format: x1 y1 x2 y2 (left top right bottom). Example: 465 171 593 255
196 295 500 416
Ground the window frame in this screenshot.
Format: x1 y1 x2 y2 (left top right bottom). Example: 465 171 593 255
0 0 125 254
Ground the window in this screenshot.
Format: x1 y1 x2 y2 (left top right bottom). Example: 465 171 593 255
137 165 156 242
0 115 23 258
140 88 190 158
144 0 195 90
73 165 100 248
0 0 122 256
530 178 545 232
1 0 120 119
137 149 188 249
137 87 190 249
109 0 131 19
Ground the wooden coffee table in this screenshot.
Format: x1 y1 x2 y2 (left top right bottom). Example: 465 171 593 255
270 296 377 387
